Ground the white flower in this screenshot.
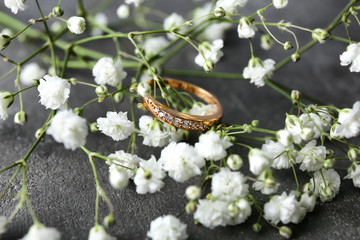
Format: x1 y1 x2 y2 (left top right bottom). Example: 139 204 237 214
0 91 14 120
97 111 134 141
243 58 275 87
273 0 288 9
248 148 273 176
185 186 201 200
340 43 360 72
91 12 108 36
226 154 243 171
309 169 341 202
125 0 142 7
276 129 293 147
237 17 257 39
147 215 188 240
296 140 326 172
4 0 26 14
164 124 187 143
37 75 71 110
300 192 317 212
252 170 280 195
117 4 130 19
335 101 360 138
211 168 248 202
344 163 360 188
93 57 127 87
47 110 88 150
226 198 252 225
67 16 86 34
195 131 233 161
264 191 306 224
285 114 303 144
159 142 205 182
107 150 140 179
194 39 224 67
88 225 116 240
134 156 165 194
299 110 332 139
137 82 151 97
194 199 229 229
138 115 171 147
20 63 45 86
261 140 292 169
109 165 130 189
189 102 218 116
143 36 169 57
0 216 7 234
21 223 61 240
215 0 247 14
163 13 186 40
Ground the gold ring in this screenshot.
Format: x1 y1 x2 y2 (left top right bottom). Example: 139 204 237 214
142 78 223 131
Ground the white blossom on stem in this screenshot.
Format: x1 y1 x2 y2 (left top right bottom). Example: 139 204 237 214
67 16 86 34
163 13 186 40
243 57 275 87
309 169 341 202
97 111 134 141
93 57 127 87
195 131 233 161
20 62 45 86
4 0 26 14
226 198 252 225
261 140 292 169
189 102 218 116
273 0 288 9
237 17 257 39
194 199 229 229
252 170 280 195
147 215 188 240
0 91 14 120
340 43 360 72
295 140 326 172
107 150 140 178
300 192 317 212
117 4 130 19
138 115 171 147
143 36 169 57
194 39 224 68
344 163 360 188
159 142 205 182
20 223 61 240
88 225 116 240
248 148 273 176
211 168 248 202
38 75 70 110
47 110 88 150
334 101 360 138
134 156 165 194
108 165 130 189
215 0 247 14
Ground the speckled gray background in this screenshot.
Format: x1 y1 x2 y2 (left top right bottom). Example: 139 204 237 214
0 0 360 239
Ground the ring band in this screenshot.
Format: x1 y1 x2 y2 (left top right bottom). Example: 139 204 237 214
142 78 223 131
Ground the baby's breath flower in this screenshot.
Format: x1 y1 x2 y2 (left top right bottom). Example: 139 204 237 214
300 192 317 212
243 57 275 87
296 140 326 172
340 43 360 72
215 0 248 14
125 0 143 7
237 17 257 39
117 4 130 19
163 13 187 40
20 62 45 86
139 115 171 147
134 156 165 194
226 154 243 170
14 110 27 125
189 102 218 116
37 75 71 110
137 82 151 97
107 150 140 179
21 223 61 240
260 34 274 50
262 140 293 169
194 39 224 69
97 111 134 141
92 57 127 87
109 165 129 189
252 169 279 194
309 169 340 202
88 225 115 240
143 36 169 57
47 110 88 150
194 199 229 229
0 91 14 120
195 131 233 161
335 101 360 138
4 0 26 14
147 215 188 240
67 16 86 34
311 28 329 44
248 148 273 176
273 0 288 9
344 163 360 188
186 186 201 200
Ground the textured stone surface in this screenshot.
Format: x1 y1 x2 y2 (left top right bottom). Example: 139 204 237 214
0 0 360 239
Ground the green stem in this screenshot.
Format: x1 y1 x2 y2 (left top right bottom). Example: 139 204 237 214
89 156 100 225
0 166 21 201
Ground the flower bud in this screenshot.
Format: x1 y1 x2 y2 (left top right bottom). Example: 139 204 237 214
348 148 360 162
14 111 27 125
109 167 129 189
279 226 292 239
185 200 197 214
227 154 243 170
90 122 98 132
300 127 315 141
320 187 334 201
312 28 329 43
251 120 259 127
143 170 152 180
113 92 124 103
74 108 83 116
205 193 214 201
252 223 262 232
52 7 64 17
103 214 116 228
203 60 214 73
283 41 293 50
227 202 239 217
95 85 108 97
137 82 151 97
302 182 311 193
214 7 226 18
324 158 335 169
0 91 14 120
185 185 201 200
67 16 86 34
276 129 293 147
291 52 301 62
273 0 289 9
35 128 44 139
260 34 274 50
116 4 130 19
0 34 11 50
291 90 301 102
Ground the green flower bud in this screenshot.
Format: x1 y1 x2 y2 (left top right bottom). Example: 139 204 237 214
113 92 124 103
52 7 64 17
74 108 83 116
185 200 197 214
103 214 116 228
214 7 226 18
291 52 301 62
35 128 44 139
252 223 262 232
302 182 312 193
14 111 27 125
95 85 108 97
348 148 360 162
90 122 98 132
283 41 293 50
291 90 301 102
279 226 292 239
203 60 214 73
0 34 11 50
260 34 274 50
252 120 259 127
324 159 335 169
312 28 329 43
227 154 243 171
